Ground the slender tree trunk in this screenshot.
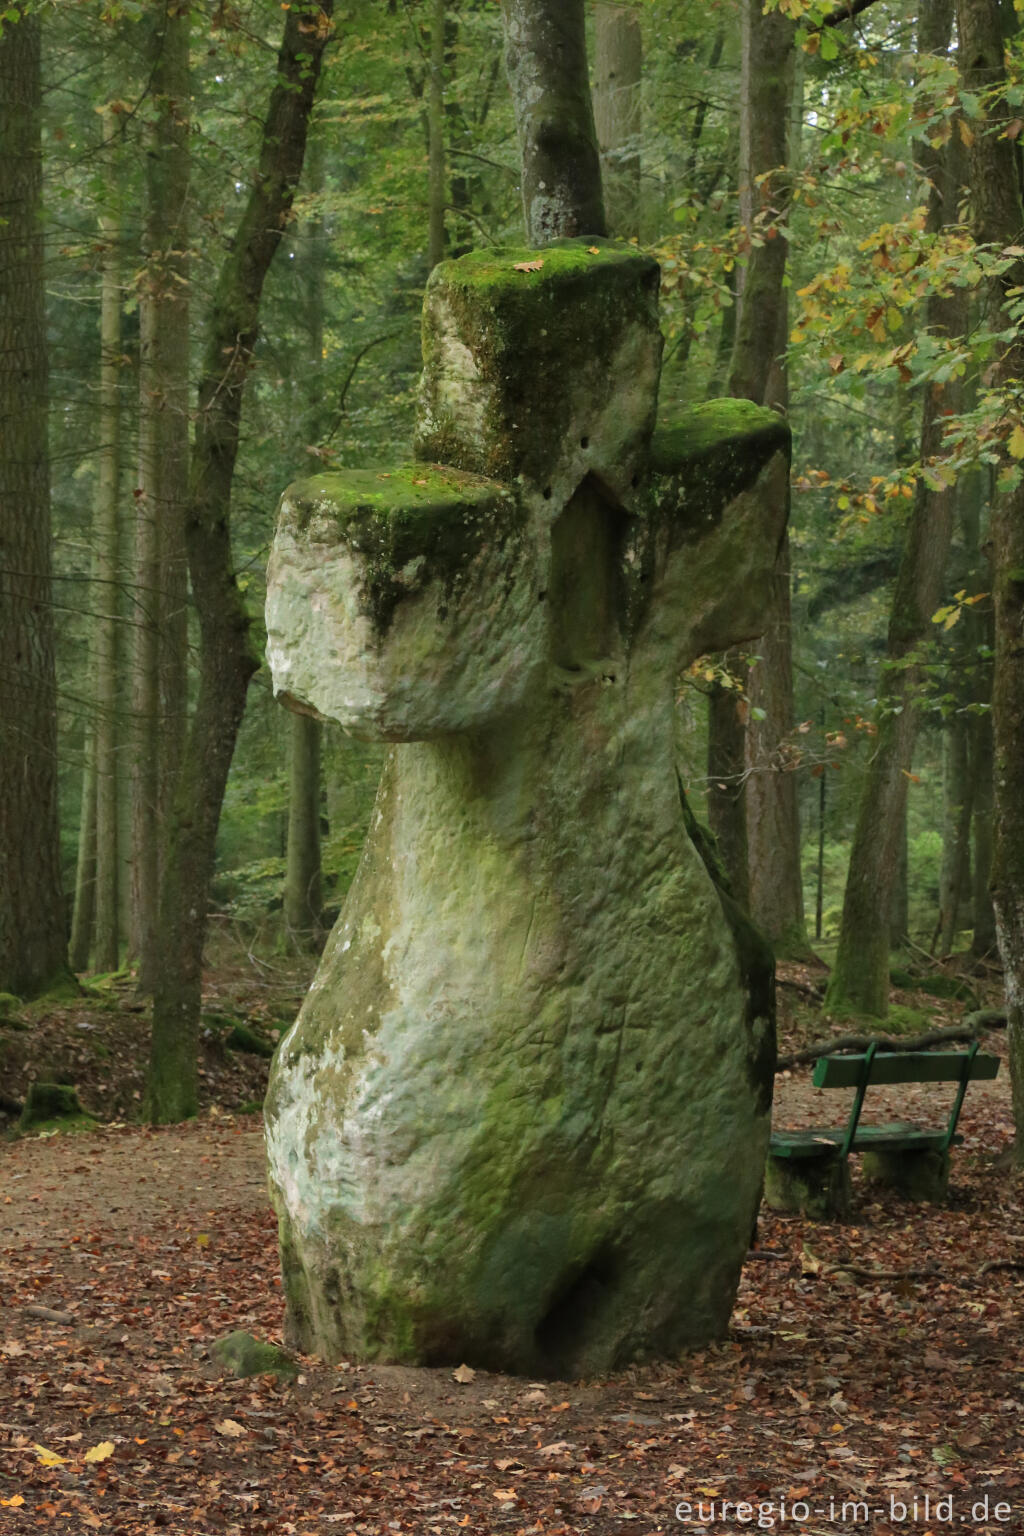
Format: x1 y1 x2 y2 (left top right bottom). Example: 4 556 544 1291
593 2 641 237
500 0 607 243
69 738 98 973
285 715 324 945
427 0 446 271
133 0 191 991
283 133 326 950
706 669 750 909
716 0 804 948
94 213 123 973
956 0 1024 1155
935 718 972 952
727 0 794 404
0 6 70 999
971 652 997 957
148 0 335 1122
826 0 959 1017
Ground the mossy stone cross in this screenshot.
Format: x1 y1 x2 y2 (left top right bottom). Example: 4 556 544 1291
264 239 790 1378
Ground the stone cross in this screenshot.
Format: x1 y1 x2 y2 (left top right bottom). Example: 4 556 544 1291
264 240 790 1379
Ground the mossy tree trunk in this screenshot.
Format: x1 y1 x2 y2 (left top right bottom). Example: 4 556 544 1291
825 0 959 1019
147 0 335 1122
593 3 641 238
0 5 71 999
500 0 607 244
956 0 1024 1156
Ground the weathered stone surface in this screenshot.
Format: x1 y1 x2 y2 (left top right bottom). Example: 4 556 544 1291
265 241 789 1378
211 1330 298 1380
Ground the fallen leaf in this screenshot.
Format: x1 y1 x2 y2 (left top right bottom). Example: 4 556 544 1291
513 258 543 273
587 246 600 254
84 1441 115 1463
0 1497 26 1508
214 1419 247 1438
493 1488 517 1502
452 1363 476 1384
35 1445 67 1467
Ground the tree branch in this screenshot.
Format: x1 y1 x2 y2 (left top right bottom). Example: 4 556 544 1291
817 0 886 29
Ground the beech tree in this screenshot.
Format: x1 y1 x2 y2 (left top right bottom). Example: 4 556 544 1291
826 0 961 1018
500 0 606 243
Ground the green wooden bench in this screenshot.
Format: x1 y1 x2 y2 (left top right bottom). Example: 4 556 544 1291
765 1041 1000 1220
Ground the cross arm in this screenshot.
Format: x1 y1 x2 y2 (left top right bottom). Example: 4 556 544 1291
265 462 539 740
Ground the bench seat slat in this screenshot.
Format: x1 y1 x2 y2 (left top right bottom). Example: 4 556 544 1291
812 1051 1000 1088
770 1123 960 1159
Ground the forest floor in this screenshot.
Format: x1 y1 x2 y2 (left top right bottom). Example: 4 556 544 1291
1 959 1022 1535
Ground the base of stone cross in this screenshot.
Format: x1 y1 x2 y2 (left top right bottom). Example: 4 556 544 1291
264 240 790 1378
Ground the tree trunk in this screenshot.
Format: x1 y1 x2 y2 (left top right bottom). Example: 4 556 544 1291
147 0 335 1122
706 669 750 909
500 0 606 243
427 0 446 270
0 6 70 999
283 133 326 951
133 0 191 991
825 0 959 1017
722 0 804 950
936 717 972 952
284 714 324 946
727 0 794 404
69 737 97 974
94 213 123 974
971 679 997 956
593 2 641 237
955 0 1024 1155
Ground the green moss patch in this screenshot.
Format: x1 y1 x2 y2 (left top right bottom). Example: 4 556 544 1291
211 1330 298 1381
278 463 522 638
651 400 791 535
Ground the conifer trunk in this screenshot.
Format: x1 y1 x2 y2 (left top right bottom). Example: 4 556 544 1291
0 6 70 998
133 0 191 991
500 0 606 243
94 213 123 973
147 0 335 1122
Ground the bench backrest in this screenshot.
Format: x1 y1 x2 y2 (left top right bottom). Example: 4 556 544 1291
813 1050 1000 1089
811 1041 1000 1157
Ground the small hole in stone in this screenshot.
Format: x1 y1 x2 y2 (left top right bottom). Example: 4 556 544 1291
537 589 547 603
580 436 590 449
543 486 552 500
631 473 639 488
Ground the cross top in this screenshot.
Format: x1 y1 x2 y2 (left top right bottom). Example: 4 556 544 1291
264 239 791 1379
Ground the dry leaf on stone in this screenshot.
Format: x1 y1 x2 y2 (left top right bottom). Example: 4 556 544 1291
512 259 543 273
452 1363 476 1384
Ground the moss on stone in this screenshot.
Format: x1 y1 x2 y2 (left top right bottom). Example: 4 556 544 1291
648 401 790 557
278 462 522 639
19 1082 86 1130
211 1330 298 1380
416 239 661 484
